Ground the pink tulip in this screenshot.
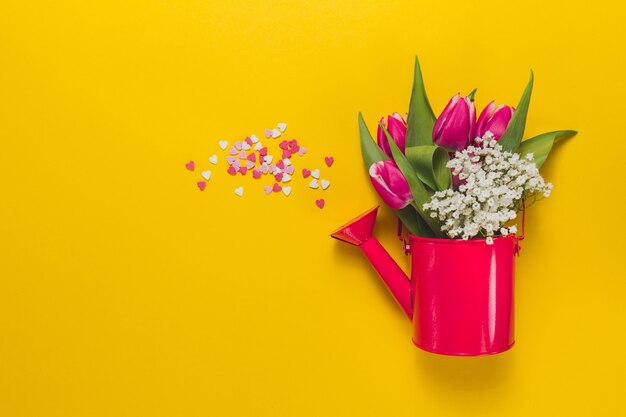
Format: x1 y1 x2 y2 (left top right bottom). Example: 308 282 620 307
433 92 476 151
377 113 407 157
369 160 413 209
475 101 515 141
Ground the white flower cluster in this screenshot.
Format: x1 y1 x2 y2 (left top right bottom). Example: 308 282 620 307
423 132 553 243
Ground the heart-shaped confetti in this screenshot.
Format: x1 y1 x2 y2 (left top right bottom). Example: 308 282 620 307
234 141 243 151
246 160 255 170
234 186 244 197
253 142 262 151
259 147 268 156
283 158 292 166
226 156 237 165
315 199 325 209
264 128 272 138
271 128 281 138
311 169 320 179
272 183 282 192
245 137 253 146
282 150 292 159
309 179 319 189
298 147 307 156
274 172 284 182
263 185 272 194
290 144 300 153
289 139 298 148
250 134 259 143
201 170 212 181
239 167 248 175
229 147 238 155
247 153 256 162
252 169 262 179
242 142 251 151
282 186 292 196
264 155 273 164
279 140 289 150
197 181 206 191
278 122 287 132
260 163 269 174
238 151 247 159
282 173 292 182
302 168 311 178
209 154 218 165
276 160 285 169
321 179 330 190
325 156 334 167
185 161 195 171
284 165 295 175
227 166 237 175
218 140 228 150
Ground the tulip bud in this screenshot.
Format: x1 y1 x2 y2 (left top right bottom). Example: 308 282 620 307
369 160 413 210
377 113 407 157
475 101 515 141
432 91 476 151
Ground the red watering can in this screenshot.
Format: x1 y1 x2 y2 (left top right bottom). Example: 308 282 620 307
331 207 516 356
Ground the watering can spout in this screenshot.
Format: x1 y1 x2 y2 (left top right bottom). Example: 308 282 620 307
331 207 413 320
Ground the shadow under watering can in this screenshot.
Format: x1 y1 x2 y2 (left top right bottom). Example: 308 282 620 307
331 207 516 356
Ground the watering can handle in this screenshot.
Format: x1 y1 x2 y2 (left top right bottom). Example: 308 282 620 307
397 219 411 256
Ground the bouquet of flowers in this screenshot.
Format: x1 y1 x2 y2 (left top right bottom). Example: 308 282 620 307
360 57 577 243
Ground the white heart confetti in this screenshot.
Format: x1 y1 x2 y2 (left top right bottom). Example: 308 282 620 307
309 179 319 189
277 122 287 132
208 154 218 165
242 142 251 151
250 134 259 143
311 169 320 179
201 170 212 181
282 173 292 182
218 140 228 150
283 158 292 166
253 143 262 151
282 186 292 196
264 155 273 164
321 179 330 190
234 186 244 197
271 128 281 138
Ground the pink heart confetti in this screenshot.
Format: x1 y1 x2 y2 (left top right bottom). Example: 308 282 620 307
197 181 206 191
263 185 272 194
185 161 195 171
229 147 238 155
234 141 243 151
227 166 237 176
252 169 262 179
265 128 272 138
315 199 325 209
298 147 307 156
226 156 237 165
279 140 289 150
246 160 255 169
285 165 295 175
238 151 247 159
239 167 248 175
272 183 282 192
247 153 256 162
276 160 285 169
325 156 334 167
302 168 311 178
260 163 269 174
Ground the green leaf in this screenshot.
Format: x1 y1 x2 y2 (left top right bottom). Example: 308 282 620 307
499 71 534 152
359 112 388 168
380 123 444 237
405 145 451 191
517 130 578 168
406 56 436 147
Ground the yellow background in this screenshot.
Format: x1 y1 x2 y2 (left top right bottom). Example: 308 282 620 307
1 1 625 415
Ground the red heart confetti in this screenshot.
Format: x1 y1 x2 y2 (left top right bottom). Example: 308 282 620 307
272 183 282 192
227 166 237 175
197 181 206 191
302 168 311 178
325 156 334 167
315 199 325 209
185 161 195 171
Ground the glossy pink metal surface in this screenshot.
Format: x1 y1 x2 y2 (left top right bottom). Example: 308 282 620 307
331 207 413 319
332 207 517 356
410 234 516 356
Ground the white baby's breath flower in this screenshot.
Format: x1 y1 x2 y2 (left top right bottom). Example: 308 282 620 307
423 133 552 243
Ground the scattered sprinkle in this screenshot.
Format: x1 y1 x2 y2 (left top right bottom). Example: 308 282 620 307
277 122 287 132
321 179 330 190
311 169 320 179
325 156 334 167
208 155 218 165
234 186 244 197
218 140 228 150
185 161 195 171
201 170 212 181
309 179 319 189
315 199 325 209
197 181 206 191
